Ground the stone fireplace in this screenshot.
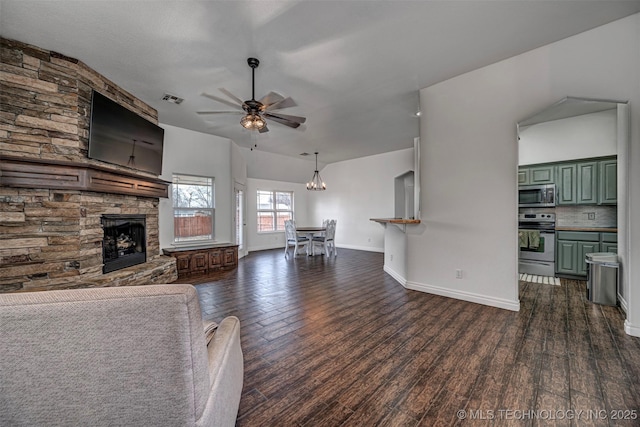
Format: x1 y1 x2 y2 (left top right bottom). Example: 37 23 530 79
0 37 177 292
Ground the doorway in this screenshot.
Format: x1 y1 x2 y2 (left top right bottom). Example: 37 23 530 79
517 97 629 313
234 182 247 258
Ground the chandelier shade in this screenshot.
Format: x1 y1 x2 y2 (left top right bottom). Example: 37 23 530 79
306 152 326 191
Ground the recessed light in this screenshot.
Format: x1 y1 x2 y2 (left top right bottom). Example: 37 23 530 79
415 111 422 117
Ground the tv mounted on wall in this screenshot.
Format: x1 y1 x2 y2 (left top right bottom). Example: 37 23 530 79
88 90 164 175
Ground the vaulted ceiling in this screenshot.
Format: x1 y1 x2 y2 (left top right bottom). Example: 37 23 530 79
2 1 639 164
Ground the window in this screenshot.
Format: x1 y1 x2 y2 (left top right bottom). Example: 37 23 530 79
257 190 293 232
172 174 214 243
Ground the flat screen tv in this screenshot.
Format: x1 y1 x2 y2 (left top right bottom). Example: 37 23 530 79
88 90 164 175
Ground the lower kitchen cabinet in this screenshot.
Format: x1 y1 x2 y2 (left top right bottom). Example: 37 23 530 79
163 244 239 280
556 231 600 277
556 231 617 277
577 241 600 276
556 240 579 275
600 232 618 254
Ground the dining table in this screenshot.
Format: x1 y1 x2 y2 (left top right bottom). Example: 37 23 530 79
295 226 326 256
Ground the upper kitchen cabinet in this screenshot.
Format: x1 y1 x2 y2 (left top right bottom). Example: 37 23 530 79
576 161 598 205
518 165 554 185
599 159 617 205
556 163 577 205
554 157 616 206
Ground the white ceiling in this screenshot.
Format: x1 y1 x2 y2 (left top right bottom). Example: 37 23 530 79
2 1 639 164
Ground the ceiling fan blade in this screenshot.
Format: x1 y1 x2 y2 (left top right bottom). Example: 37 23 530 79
258 124 269 134
197 110 243 115
258 91 284 107
264 111 307 124
264 96 297 111
218 88 245 106
264 113 301 129
201 93 243 110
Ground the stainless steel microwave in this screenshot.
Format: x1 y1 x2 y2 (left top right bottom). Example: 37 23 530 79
519 184 556 207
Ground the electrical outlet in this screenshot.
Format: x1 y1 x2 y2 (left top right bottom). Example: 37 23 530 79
456 269 463 279
587 212 596 220
390 254 394 261
367 237 371 242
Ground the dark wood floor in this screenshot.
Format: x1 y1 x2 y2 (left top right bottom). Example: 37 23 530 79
194 249 640 426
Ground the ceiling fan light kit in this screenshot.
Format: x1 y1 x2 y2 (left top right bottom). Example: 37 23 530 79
198 57 306 135
240 113 266 130
306 152 326 191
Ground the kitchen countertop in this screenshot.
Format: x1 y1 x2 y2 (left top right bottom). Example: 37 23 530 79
555 227 617 232
370 218 421 225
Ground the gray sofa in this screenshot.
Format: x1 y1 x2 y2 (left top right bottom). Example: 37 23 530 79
0 284 243 427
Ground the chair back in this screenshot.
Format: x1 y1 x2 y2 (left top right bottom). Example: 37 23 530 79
284 219 297 242
326 220 336 241
0 285 212 426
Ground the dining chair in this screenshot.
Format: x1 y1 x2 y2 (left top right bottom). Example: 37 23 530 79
313 219 330 239
284 219 310 257
312 219 337 257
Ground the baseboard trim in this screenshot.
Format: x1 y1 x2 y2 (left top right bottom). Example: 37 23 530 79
248 244 283 252
618 294 628 314
336 244 384 253
405 280 520 312
383 265 407 286
624 319 640 337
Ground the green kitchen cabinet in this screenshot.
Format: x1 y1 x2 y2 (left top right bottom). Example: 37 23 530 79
556 164 577 205
598 159 617 204
600 232 618 254
556 231 600 277
577 241 600 276
518 169 529 185
518 165 554 185
576 161 598 204
529 166 554 184
556 240 578 275
525 156 616 206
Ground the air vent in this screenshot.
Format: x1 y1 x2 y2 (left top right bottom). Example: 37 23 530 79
162 93 184 104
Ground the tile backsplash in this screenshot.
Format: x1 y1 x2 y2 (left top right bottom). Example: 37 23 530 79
519 205 617 228
555 205 617 228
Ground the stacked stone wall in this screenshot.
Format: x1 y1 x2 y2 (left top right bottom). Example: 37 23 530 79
0 38 176 292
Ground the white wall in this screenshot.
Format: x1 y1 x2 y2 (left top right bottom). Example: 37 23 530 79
307 148 414 252
246 178 311 252
158 124 233 249
242 147 323 182
409 13 640 318
519 109 617 165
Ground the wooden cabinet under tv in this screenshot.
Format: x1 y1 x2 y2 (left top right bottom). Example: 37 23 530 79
163 244 238 280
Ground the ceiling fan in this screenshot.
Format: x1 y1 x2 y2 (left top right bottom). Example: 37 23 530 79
197 57 306 133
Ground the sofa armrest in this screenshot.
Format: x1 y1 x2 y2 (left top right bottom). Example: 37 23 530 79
197 316 243 427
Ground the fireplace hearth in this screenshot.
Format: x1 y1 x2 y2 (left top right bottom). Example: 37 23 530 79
102 215 147 274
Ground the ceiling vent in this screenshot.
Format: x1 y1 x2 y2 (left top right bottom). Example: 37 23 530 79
162 93 184 104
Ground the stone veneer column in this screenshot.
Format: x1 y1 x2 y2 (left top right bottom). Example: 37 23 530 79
0 37 176 292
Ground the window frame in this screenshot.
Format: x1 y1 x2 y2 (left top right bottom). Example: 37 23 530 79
256 189 294 233
172 173 215 244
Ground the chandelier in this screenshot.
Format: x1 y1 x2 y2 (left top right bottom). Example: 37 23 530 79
306 152 326 191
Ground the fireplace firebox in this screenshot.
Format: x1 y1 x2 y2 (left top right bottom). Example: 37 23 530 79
102 214 147 273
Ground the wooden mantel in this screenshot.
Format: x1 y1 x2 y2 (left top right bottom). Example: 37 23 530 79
0 156 170 198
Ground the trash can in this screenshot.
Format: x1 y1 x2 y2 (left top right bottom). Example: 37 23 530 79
585 252 619 306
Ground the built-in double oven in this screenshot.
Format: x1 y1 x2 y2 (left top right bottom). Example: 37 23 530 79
518 213 555 277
